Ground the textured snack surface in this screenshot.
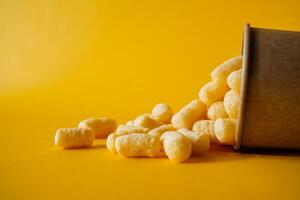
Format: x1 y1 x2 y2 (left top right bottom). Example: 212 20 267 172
107 125 149 153
178 129 210 155
199 79 229 106
224 90 240 119
78 118 117 138
152 103 173 124
148 124 176 138
161 131 192 162
134 115 161 129
126 120 135 126
115 133 161 157
171 99 206 129
106 133 118 152
207 101 228 120
193 120 218 144
214 118 237 145
211 55 242 81
116 125 150 135
55 128 94 149
227 69 242 94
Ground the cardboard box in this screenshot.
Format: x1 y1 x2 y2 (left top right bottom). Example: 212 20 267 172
235 24 300 150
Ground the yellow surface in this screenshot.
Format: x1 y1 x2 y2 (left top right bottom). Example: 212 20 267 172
1 0 300 199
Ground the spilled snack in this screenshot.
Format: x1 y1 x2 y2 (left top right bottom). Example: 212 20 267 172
55 55 242 163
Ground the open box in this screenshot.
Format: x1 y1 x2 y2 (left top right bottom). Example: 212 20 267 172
234 24 300 151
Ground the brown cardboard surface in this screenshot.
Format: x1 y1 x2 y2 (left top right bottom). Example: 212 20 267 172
235 24 300 150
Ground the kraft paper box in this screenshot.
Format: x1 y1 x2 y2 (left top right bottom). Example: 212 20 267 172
235 24 300 150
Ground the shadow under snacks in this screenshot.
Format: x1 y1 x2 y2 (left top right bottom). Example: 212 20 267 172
185 145 247 164
185 144 300 164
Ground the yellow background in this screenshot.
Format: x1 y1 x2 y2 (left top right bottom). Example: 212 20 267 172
1 0 300 199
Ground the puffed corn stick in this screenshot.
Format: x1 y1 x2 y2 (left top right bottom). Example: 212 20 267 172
193 120 219 144
115 133 161 158
126 120 135 126
199 79 229 106
160 131 192 163
148 124 176 138
224 90 240 119
107 125 150 153
171 99 206 129
207 101 228 120
116 125 150 135
178 128 210 156
134 114 161 129
151 103 173 124
55 128 94 149
211 55 242 81
106 133 119 152
78 118 117 138
227 69 242 94
214 118 237 145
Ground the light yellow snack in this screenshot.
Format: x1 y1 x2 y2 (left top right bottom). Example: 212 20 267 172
224 90 240 118
192 120 218 144
178 128 210 156
211 55 242 81
227 69 242 94
151 103 173 124
160 131 192 163
108 124 173 154
134 114 160 129
214 118 237 145
107 131 143 153
115 133 161 158
126 120 135 126
171 99 206 129
55 128 94 149
207 101 228 120
116 125 149 135
147 124 176 157
176 128 191 134
199 79 229 106
148 124 176 138
106 133 118 152
107 125 150 152
78 118 117 138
